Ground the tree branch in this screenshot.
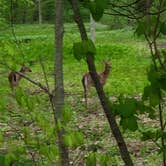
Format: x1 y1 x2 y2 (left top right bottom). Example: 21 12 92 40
69 0 134 165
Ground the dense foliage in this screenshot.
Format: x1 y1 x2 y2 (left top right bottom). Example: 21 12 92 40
0 0 131 29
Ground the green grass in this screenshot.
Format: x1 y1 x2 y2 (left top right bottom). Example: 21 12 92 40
0 23 151 96
0 24 165 165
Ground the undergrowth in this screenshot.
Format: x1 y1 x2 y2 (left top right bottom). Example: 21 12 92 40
0 24 164 165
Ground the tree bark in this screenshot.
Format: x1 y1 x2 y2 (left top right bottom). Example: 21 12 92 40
22 7 27 24
90 14 95 42
145 0 151 37
38 0 42 24
54 0 69 165
69 0 133 165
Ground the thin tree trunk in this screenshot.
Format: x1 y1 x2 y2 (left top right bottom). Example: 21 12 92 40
90 14 95 42
146 0 151 36
38 0 42 24
22 7 27 24
54 0 69 165
69 0 133 165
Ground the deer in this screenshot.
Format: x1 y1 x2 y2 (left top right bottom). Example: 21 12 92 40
8 65 32 90
82 61 111 107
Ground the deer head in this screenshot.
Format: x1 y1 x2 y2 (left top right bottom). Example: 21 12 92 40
20 65 32 73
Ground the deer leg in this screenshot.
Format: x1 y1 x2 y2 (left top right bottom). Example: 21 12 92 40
82 76 88 107
84 88 88 108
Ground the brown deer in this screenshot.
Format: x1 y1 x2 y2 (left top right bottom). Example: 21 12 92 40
8 65 32 90
82 61 111 106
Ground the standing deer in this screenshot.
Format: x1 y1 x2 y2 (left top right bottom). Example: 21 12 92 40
8 65 32 90
82 61 111 106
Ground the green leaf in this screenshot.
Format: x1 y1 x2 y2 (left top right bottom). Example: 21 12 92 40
89 2 103 21
86 152 96 166
62 107 72 124
5 153 17 166
48 145 59 160
97 153 111 166
22 127 30 144
142 66 162 106
142 85 151 101
159 145 166 158
158 70 166 91
147 66 157 83
96 0 108 9
155 130 165 140
73 39 96 61
85 0 108 21
141 130 156 141
149 91 160 107
82 0 91 8
160 22 166 35
25 97 34 111
57 119 63 130
82 39 96 55
135 21 146 36
120 116 138 131
64 134 73 147
143 85 160 107
74 132 84 146
114 97 137 117
0 154 5 166
64 131 84 148
73 42 85 61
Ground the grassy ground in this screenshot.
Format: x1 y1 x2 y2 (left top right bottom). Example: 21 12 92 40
0 23 165 165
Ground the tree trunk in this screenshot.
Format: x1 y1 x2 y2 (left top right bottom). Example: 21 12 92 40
22 7 27 24
69 0 133 165
146 0 151 36
10 0 17 25
38 0 42 24
54 0 69 165
90 14 95 42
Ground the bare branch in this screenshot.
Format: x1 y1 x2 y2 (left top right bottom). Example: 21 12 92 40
17 71 50 95
39 55 51 94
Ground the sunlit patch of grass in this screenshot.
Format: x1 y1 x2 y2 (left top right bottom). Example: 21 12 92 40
0 24 152 110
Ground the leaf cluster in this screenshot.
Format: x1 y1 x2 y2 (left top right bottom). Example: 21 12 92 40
81 0 108 21
73 39 96 61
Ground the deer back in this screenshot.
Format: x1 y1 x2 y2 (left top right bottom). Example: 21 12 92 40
8 65 32 90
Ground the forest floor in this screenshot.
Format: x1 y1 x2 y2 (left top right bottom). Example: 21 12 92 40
0 23 166 165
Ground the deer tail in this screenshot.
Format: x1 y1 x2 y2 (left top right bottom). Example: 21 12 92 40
82 76 86 91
